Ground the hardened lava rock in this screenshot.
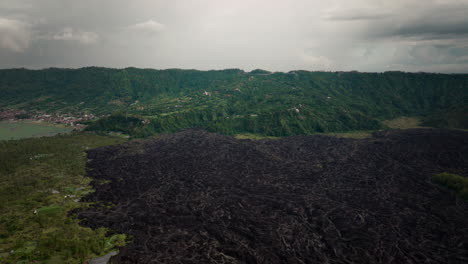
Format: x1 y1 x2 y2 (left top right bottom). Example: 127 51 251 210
78 129 468 264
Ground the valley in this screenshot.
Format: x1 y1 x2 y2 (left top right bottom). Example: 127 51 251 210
2 1 468 263
0 68 467 263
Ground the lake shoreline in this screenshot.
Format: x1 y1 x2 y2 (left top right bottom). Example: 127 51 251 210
0 120 75 140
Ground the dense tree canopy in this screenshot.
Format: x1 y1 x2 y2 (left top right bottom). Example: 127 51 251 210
1 68 467 136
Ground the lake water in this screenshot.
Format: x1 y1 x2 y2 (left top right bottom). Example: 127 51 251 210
0 121 73 140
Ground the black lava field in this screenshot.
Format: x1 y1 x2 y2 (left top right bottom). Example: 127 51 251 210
78 129 468 264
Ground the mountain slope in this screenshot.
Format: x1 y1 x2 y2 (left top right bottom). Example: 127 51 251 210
1 68 467 136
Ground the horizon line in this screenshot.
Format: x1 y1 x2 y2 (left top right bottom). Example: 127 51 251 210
0 66 467 75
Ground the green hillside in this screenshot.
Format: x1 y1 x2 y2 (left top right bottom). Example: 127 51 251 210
1 68 467 136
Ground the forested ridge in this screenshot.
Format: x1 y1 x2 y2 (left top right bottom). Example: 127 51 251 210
1 68 467 136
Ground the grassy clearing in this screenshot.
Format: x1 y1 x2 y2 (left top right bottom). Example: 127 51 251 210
234 133 280 140
321 131 373 139
0 132 127 263
0 121 73 141
222 116 442 141
382 117 427 130
235 131 373 140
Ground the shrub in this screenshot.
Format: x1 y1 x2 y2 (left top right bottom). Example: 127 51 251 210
432 173 468 200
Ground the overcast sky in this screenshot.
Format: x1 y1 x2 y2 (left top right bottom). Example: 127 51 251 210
1 0 467 72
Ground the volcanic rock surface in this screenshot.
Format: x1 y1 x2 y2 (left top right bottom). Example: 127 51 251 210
78 129 468 264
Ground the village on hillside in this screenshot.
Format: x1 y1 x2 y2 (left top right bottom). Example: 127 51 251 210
0 109 96 129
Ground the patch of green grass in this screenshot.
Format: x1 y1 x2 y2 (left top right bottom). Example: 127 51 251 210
235 131 374 140
382 117 427 130
0 132 127 263
234 133 280 140
321 130 373 139
36 205 63 216
0 121 73 140
432 172 468 200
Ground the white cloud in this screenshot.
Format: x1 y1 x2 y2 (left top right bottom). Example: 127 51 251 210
126 19 165 35
53 27 99 44
302 54 334 70
0 17 31 52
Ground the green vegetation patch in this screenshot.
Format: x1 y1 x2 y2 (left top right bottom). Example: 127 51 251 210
321 130 373 139
36 205 63 217
432 172 468 200
234 133 280 140
85 113 149 137
382 117 427 129
421 106 468 129
0 132 127 263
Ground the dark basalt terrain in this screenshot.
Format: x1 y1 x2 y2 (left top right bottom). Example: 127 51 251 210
77 129 468 264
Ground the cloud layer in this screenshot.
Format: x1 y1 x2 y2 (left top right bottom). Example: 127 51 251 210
0 0 467 73
126 20 165 35
0 17 31 52
52 28 99 44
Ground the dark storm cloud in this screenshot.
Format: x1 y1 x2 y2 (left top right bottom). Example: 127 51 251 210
390 21 468 39
323 6 392 21
0 0 467 73
366 4 468 40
